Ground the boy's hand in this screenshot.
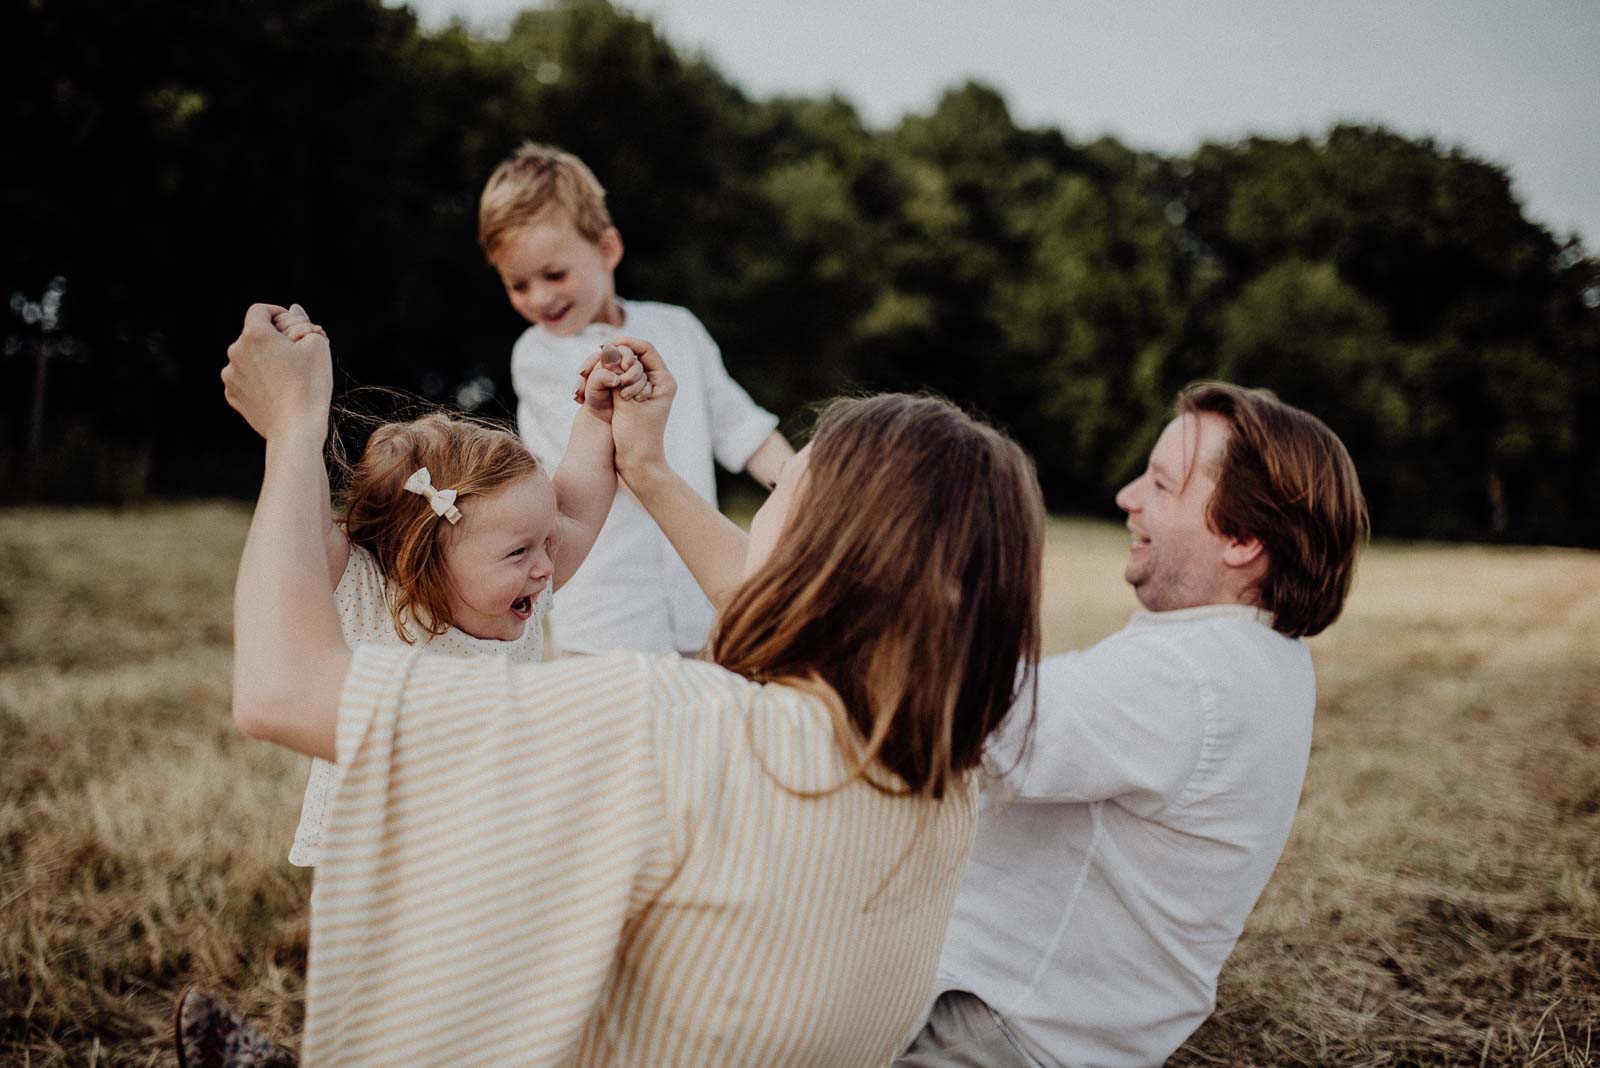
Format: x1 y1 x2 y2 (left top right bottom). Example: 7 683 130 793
271 303 329 344
574 343 650 422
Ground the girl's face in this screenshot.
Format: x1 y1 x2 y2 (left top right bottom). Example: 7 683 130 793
746 444 810 577
442 471 559 641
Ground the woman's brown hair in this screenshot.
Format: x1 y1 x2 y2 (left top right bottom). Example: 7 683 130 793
1179 382 1369 638
711 394 1045 800
337 412 539 642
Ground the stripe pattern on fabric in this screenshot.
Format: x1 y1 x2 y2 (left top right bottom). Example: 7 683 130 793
304 647 976 1068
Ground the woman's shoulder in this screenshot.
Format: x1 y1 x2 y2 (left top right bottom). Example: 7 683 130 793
630 655 751 706
502 655 838 756
639 657 819 708
637 659 845 755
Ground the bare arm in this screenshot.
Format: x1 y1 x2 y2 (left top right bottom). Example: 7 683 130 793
550 406 615 590
271 304 351 589
743 430 795 489
608 336 750 606
622 460 750 608
549 343 651 589
320 470 353 589
223 305 351 760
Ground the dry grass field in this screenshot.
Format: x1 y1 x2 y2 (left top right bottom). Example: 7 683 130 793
2 504 1597 1066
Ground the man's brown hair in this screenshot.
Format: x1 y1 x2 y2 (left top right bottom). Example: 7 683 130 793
712 394 1045 800
338 413 540 641
478 142 613 259
1179 382 1368 639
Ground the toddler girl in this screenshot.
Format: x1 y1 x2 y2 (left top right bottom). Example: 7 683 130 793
271 305 647 865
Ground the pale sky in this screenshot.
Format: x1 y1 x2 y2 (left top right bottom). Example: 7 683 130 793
395 0 1600 247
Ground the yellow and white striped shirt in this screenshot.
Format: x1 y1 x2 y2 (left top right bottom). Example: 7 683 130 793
303 646 977 1067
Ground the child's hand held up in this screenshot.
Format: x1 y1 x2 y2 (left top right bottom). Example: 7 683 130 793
607 336 677 479
574 343 650 421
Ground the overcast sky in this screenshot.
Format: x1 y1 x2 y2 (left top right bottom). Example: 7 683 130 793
394 0 1600 247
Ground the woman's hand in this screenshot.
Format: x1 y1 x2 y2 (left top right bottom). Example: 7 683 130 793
272 302 329 343
606 336 677 479
573 343 651 423
222 303 333 444
596 337 748 604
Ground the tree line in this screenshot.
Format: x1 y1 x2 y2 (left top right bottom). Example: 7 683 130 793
5 0 1597 545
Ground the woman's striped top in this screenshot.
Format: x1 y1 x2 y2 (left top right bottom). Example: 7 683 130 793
301 645 977 1067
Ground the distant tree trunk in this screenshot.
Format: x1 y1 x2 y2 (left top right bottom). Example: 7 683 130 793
25 339 49 500
1487 469 1508 538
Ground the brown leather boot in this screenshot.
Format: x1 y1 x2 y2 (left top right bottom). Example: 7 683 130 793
173 986 299 1068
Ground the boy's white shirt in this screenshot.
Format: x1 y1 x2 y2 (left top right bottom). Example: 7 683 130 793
511 298 778 655
287 544 546 866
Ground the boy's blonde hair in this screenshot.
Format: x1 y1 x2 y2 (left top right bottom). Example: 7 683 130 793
478 142 614 259
337 412 540 642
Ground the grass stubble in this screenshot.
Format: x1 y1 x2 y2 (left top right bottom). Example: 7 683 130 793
2 507 1597 1066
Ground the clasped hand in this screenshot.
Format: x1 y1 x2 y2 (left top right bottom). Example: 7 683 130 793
223 302 677 482
576 337 677 481
222 304 333 443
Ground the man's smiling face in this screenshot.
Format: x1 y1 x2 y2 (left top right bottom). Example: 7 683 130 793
1114 412 1238 612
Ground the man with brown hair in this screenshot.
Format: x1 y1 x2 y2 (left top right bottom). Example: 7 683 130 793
900 383 1368 1068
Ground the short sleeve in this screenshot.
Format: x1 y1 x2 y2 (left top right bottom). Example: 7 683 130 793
304 647 673 1066
334 544 396 645
682 311 781 472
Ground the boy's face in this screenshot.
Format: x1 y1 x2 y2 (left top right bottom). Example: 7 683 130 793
491 214 623 336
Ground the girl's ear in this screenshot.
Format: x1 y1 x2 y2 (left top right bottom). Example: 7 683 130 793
598 227 624 271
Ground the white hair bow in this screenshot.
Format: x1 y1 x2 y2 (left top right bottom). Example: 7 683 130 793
403 467 462 525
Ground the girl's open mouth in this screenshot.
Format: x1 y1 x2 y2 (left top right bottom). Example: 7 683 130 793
511 595 533 619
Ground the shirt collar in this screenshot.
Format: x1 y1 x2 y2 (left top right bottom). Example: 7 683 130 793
562 297 629 340
1126 602 1276 631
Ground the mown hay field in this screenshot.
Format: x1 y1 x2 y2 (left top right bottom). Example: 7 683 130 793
2 504 1597 1066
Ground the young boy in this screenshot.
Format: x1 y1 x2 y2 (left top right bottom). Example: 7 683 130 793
479 142 793 656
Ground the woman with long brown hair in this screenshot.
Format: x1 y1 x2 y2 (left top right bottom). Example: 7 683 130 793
217 304 1043 1067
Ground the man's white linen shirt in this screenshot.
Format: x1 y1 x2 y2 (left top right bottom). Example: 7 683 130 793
511 299 779 654
932 604 1316 1068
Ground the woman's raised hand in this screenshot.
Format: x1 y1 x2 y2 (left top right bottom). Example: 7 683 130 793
272 303 328 344
222 303 333 444
573 343 650 422
606 337 677 478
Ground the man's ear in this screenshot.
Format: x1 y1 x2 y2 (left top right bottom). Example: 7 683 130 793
598 227 624 271
1222 534 1265 570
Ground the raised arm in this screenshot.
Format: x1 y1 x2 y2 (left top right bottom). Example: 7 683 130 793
550 406 615 590
743 431 795 490
222 304 352 761
548 345 647 589
273 304 351 587
608 337 751 607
